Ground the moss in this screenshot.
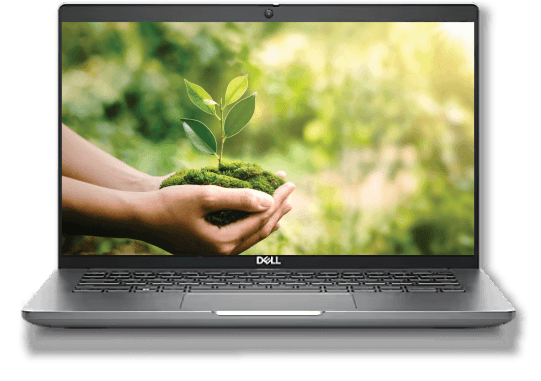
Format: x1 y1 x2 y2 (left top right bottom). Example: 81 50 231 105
160 161 285 227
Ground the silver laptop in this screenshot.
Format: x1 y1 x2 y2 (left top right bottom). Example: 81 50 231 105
23 4 515 328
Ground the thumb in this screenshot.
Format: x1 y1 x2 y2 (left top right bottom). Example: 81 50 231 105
201 186 274 213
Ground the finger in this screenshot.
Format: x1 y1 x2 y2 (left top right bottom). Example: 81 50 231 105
231 199 292 255
219 183 295 244
263 199 292 234
201 185 274 213
275 171 286 179
239 182 294 236
265 182 295 217
231 220 281 256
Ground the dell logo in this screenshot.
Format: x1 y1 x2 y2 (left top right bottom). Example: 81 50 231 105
256 256 282 265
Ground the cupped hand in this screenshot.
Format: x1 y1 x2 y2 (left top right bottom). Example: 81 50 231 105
135 173 293 255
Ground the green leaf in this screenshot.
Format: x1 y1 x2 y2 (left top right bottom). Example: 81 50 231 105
224 92 256 138
184 79 216 115
225 75 248 106
180 118 217 155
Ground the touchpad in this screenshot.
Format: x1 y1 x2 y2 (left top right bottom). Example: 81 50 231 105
180 293 356 312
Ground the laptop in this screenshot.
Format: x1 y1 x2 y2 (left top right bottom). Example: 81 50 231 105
22 4 515 328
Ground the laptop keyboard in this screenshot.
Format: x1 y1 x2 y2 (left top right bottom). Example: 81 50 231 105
73 270 464 293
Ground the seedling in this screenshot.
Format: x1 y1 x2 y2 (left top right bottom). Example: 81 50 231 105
181 75 256 166
162 76 284 227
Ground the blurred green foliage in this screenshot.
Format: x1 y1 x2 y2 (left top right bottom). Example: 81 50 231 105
62 22 475 256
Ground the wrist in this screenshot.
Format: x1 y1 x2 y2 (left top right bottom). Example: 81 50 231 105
131 174 159 192
128 190 164 241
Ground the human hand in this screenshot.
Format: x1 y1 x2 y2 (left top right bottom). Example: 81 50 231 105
134 178 294 255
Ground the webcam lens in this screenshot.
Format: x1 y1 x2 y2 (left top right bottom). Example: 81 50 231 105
264 9 273 18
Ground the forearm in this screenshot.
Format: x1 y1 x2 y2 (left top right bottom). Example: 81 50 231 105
62 176 146 237
62 124 158 191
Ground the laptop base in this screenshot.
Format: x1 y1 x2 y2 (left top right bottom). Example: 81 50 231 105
30 325 509 347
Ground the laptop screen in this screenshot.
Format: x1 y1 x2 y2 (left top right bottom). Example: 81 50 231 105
61 21 475 257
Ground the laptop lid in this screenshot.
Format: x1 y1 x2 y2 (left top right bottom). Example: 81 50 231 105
59 4 479 269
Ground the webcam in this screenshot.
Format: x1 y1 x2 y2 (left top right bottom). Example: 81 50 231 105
264 9 273 18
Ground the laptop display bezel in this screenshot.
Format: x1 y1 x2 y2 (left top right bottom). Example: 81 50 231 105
58 4 479 269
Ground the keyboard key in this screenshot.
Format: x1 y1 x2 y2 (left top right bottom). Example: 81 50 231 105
134 286 159 292
325 286 349 292
393 275 418 279
364 282 386 285
242 285 269 290
316 274 338 278
75 286 106 290
163 285 187 290
437 284 463 289
189 286 214 290
416 282 459 286
351 286 376 292
78 281 121 286
268 285 296 290
297 286 323 291
389 281 414 285
215 286 243 290
103 285 131 289
407 287 438 293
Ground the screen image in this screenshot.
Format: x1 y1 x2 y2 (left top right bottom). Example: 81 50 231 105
61 21 475 256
